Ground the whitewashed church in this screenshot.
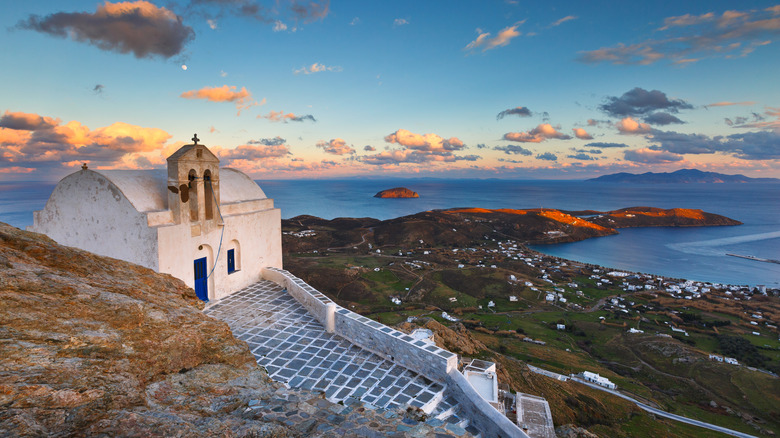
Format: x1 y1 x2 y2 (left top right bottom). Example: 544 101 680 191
29 135 282 301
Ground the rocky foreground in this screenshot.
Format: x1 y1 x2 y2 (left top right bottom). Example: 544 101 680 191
0 223 470 437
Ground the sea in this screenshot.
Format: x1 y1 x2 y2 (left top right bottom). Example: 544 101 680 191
1 179 778 288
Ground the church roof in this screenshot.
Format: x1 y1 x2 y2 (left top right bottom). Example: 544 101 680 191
92 167 267 213
166 143 219 163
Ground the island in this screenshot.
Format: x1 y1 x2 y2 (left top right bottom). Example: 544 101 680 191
587 168 780 183
374 187 419 198
281 206 741 254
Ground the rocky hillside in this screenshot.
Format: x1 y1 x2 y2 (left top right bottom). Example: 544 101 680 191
585 207 742 228
0 222 293 436
283 206 740 252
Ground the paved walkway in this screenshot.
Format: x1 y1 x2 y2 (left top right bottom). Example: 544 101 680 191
205 280 478 436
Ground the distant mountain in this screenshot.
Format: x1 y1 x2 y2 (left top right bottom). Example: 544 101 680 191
587 169 779 183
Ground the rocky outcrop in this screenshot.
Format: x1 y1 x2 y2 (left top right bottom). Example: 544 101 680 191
586 206 743 228
0 222 288 437
374 187 419 198
397 318 487 356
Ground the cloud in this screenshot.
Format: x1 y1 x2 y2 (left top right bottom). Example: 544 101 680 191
642 112 685 125
248 136 286 146
18 1 194 59
393 18 409 27
360 149 479 166
273 20 287 31
503 123 572 143
358 129 475 166
550 15 577 27
93 84 105 95
494 145 533 155
289 0 330 23
188 0 328 30
729 107 780 129
180 85 260 114
536 152 558 161
496 106 532 120
384 129 465 152
572 128 593 139
578 5 780 65
350 17 360 25
705 101 756 108
567 153 595 160
316 138 355 155
293 63 343 74
465 24 522 52
623 148 684 163
214 143 290 161
599 88 693 124
0 111 59 131
585 141 629 148
616 117 652 134
260 111 317 123
363 145 376 151
646 128 780 159
0 110 174 173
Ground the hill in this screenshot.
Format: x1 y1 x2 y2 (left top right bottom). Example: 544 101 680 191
587 169 780 183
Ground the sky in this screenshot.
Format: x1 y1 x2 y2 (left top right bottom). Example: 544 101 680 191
1 0 779 181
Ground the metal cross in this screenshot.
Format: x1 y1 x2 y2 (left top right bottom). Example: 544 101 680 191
192 134 199 145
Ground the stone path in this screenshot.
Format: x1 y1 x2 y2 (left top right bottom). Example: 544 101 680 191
205 280 479 437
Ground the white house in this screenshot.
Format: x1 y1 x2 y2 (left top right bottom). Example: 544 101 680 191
582 371 616 389
29 136 282 302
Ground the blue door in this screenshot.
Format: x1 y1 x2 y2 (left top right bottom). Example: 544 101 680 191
194 257 208 301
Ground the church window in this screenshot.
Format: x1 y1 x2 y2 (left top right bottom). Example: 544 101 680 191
188 169 198 222
204 170 214 220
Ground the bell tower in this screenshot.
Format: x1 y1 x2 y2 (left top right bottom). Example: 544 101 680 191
166 134 221 235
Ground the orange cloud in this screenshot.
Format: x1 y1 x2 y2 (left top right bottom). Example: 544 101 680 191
572 127 593 140
465 24 522 52
616 117 652 134
503 124 571 143
180 85 260 114
705 101 756 107
316 138 355 155
0 110 60 131
19 1 193 59
260 111 316 123
384 129 465 152
0 110 174 174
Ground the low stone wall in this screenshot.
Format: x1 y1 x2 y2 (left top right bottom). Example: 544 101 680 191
446 369 530 438
262 267 335 332
333 307 458 382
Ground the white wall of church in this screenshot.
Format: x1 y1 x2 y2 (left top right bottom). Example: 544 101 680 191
155 206 282 301
29 171 159 270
